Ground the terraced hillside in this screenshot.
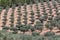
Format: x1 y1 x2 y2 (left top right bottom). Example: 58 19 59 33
0 0 60 35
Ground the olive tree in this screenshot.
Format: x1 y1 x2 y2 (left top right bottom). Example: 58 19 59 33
45 22 53 31
32 31 40 36
44 31 55 36
19 25 29 34
35 21 43 32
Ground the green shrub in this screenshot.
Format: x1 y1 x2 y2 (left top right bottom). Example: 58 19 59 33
44 31 55 36
20 34 32 40
32 31 40 36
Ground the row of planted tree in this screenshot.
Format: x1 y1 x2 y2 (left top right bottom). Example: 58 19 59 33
0 30 60 40
1 20 60 35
